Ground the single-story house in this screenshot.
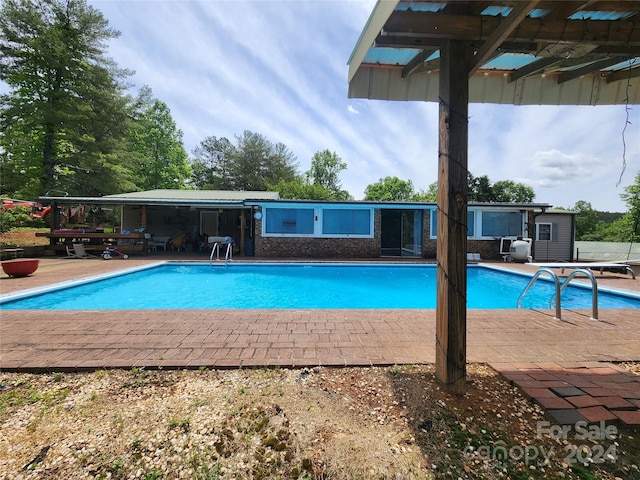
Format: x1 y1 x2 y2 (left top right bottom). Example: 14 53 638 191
248 199 554 260
39 189 568 261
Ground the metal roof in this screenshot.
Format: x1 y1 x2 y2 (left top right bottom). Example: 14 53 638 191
38 189 280 206
250 198 552 210
103 189 279 202
348 1 640 105
539 208 577 215
38 189 551 210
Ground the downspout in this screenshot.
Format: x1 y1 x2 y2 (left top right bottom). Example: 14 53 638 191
570 213 576 262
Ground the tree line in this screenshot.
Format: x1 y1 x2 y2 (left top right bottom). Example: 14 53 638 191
0 0 352 201
362 174 536 203
1 0 541 207
569 172 640 243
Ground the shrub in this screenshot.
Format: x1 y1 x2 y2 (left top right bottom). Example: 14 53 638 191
0 206 45 233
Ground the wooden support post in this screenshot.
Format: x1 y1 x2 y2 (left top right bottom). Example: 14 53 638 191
141 205 148 253
49 201 57 245
240 209 246 256
141 205 147 229
436 39 472 395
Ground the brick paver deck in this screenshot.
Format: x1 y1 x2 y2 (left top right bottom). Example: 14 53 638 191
1 257 639 425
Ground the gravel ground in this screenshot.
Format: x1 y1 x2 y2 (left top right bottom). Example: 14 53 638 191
1 364 638 480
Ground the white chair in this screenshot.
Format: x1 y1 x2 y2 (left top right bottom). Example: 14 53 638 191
148 236 170 252
143 233 153 251
64 243 97 259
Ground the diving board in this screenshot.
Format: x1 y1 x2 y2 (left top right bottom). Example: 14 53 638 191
526 263 635 280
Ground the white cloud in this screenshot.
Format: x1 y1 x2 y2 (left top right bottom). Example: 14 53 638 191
525 150 601 188
64 2 634 209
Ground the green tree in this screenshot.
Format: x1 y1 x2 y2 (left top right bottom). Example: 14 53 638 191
190 136 235 189
573 200 602 240
492 180 535 203
421 176 535 203
268 178 335 200
364 176 415 201
0 0 133 197
271 149 352 200
415 182 438 202
306 149 350 200
128 86 190 190
595 171 640 242
621 171 640 241
191 131 298 191
467 174 493 202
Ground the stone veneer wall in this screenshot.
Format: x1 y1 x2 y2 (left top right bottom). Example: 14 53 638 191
254 210 382 258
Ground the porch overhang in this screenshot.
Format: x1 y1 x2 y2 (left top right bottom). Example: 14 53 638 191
347 0 640 395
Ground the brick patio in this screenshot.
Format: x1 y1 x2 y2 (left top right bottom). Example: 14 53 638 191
1 256 639 425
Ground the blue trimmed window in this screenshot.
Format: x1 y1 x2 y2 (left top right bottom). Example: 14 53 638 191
430 210 475 237
262 207 373 237
264 208 314 234
323 209 371 235
481 211 522 237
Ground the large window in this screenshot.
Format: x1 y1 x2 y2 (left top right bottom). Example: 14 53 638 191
323 209 370 235
481 211 523 237
430 210 475 238
430 209 525 239
262 207 373 237
264 208 314 235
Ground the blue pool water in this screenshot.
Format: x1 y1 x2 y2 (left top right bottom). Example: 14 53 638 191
1 263 639 310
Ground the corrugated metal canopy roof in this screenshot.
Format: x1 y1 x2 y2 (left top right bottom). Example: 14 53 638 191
348 0 640 105
103 189 279 202
38 189 280 206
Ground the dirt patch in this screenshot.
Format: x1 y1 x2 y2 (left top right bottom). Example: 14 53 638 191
0 229 49 248
1 364 638 479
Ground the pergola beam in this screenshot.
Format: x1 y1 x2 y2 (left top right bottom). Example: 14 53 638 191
606 63 640 82
383 11 640 46
558 56 630 83
469 1 540 77
402 48 438 78
510 57 562 82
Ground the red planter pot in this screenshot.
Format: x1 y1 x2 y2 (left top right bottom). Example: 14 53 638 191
1 259 40 278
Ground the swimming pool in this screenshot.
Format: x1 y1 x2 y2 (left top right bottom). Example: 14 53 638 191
2 263 639 310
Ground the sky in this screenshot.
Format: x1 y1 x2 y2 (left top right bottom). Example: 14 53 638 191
13 0 640 212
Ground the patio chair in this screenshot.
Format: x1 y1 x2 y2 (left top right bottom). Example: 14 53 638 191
169 235 187 251
148 235 170 252
64 243 97 259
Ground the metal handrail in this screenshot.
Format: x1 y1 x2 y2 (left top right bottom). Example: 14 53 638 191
209 242 233 266
223 242 232 265
209 243 219 264
517 268 562 320
556 269 599 320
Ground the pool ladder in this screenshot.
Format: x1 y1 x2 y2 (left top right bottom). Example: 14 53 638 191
210 242 232 266
517 268 599 320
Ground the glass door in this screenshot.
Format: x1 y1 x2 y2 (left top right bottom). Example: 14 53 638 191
401 210 422 256
381 210 423 256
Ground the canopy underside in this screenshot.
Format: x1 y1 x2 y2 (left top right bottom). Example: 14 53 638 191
348 0 640 105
